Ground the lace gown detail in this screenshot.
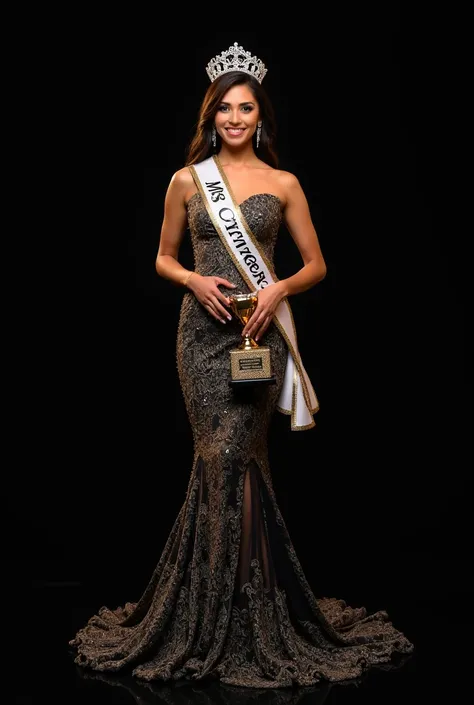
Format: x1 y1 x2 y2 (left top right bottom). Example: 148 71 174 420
69 193 414 688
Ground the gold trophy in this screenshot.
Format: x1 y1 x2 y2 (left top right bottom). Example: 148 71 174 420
228 292 275 385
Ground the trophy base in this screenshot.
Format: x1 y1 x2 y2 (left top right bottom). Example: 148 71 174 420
229 375 276 387
230 345 272 382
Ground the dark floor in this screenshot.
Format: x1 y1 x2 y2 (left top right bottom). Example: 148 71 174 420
12 572 471 704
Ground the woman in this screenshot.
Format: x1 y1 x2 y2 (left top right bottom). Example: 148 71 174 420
69 43 413 688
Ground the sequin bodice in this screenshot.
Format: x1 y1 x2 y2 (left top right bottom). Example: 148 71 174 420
186 191 282 282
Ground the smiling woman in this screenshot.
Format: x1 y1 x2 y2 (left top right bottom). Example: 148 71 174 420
186 61 278 170
69 41 414 688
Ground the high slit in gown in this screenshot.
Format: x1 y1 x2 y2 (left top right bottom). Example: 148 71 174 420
69 191 414 688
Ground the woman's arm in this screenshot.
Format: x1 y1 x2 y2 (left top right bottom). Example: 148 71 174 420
277 171 327 297
155 168 194 287
155 168 237 322
242 171 326 341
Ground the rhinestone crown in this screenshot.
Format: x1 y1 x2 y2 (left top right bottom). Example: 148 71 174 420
206 42 267 84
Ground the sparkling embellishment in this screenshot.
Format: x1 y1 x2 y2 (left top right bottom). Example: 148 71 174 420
206 42 268 84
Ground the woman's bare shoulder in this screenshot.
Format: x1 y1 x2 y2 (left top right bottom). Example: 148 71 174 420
169 166 195 188
166 166 197 203
272 169 301 189
262 168 301 205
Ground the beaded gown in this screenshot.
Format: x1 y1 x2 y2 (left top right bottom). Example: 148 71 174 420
69 191 414 688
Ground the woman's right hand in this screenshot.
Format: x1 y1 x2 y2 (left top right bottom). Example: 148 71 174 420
187 274 237 323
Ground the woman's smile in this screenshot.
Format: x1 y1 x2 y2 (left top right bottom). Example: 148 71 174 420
225 127 246 137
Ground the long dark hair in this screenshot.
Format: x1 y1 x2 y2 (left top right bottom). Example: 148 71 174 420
185 72 278 168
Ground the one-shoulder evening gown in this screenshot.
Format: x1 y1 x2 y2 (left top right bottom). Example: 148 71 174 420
69 192 414 688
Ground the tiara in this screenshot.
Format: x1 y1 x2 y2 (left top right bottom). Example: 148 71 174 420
206 42 267 84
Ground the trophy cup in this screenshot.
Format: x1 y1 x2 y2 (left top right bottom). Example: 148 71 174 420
228 292 275 386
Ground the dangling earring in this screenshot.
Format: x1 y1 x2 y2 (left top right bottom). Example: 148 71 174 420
212 125 216 148
256 121 262 148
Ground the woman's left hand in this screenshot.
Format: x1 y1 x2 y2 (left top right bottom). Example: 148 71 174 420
241 282 286 341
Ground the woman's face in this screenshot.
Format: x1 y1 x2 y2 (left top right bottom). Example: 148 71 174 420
214 84 260 148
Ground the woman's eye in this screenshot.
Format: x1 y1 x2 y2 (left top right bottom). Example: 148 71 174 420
217 105 254 113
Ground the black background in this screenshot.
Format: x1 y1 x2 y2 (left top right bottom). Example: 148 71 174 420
16 5 471 645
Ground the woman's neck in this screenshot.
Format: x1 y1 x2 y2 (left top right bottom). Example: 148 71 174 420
217 144 260 168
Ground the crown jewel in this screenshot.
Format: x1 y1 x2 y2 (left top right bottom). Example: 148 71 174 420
206 42 267 84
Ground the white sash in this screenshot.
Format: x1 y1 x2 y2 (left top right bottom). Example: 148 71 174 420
189 155 319 431
189 156 319 431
